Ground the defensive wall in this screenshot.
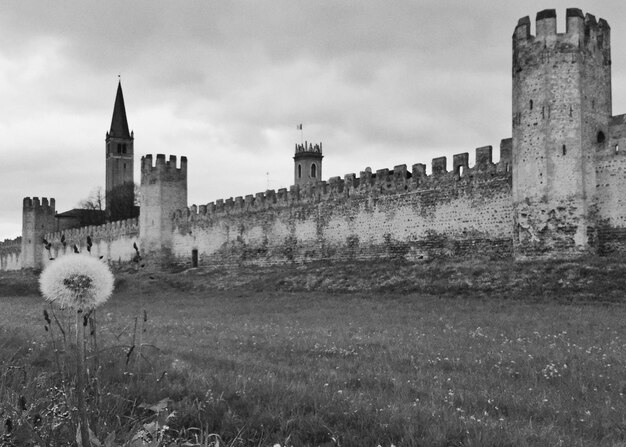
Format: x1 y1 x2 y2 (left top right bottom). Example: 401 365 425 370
0 237 22 271
3 9 626 271
169 142 514 266
595 113 626 253
41 218 139 268
0 216 139 270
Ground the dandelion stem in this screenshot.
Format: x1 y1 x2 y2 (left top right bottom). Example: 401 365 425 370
45 309 63 377
51 307 67 346
130 316 138 370
75 310 90 447
90 311 99 372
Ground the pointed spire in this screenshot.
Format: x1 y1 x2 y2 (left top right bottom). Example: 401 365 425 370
109 80 131 139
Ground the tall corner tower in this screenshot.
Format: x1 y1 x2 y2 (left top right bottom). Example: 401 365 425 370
512 9 612 258
105 80 135 221
293 141 323 186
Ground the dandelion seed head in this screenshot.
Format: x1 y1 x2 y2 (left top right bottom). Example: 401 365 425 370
39 254 114 310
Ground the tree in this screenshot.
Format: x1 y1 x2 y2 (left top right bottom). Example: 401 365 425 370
78 187 105 211
107 182 140 222
69 187 107 227
78 184 139 223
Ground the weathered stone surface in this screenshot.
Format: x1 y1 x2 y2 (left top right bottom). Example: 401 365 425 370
512 9 617 258
3 9 626 270
170 158 513 267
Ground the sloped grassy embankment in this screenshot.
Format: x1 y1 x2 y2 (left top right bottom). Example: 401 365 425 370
157 256 626 301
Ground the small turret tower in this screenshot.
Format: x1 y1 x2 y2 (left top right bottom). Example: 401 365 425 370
105 81 135 221
294 141 323 186
21 197 55 269
139 154 188 265
512 9 612 257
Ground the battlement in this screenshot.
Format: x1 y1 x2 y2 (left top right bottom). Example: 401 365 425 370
0 236 21 270
294 141 322 156
45 217 138 242
0 237 22 252
173 139 512 225
34 217 140 265
23 196 56 212
141 154 187 176
7 8 626 270
513 9 610 57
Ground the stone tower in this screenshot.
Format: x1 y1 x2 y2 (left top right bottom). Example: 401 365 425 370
293 142 323 186
512 9 611 257
139 154 187 265
105 81 135 221
21 197 55 269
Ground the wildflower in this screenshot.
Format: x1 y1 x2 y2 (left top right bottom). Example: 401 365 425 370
40 254 114 310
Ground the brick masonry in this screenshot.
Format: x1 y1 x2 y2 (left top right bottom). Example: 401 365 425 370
170 147 513 267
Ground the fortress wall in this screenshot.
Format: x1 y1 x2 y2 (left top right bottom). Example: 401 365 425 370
171 147 513 266
0 237 22 271
595 114 626 253
41 218 139 267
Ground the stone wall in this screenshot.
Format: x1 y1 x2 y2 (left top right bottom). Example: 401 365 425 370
42 218 139 267
170 145 513 267
5 9 626 270
595 114 626 253
0 237 22 271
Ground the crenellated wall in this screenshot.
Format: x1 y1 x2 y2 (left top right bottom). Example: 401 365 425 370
0 209 139 271
41 218 139 267
4 8 626 272
0 237 22 271
169 142 514 267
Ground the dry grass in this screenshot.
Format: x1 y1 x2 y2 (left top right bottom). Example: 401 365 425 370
1 258 626 446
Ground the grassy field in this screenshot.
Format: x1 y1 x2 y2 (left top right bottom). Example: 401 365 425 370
1 259 626 446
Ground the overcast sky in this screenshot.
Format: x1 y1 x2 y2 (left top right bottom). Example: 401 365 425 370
2 1 626 239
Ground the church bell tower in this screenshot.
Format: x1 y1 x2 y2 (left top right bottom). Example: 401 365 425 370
105 81 135 221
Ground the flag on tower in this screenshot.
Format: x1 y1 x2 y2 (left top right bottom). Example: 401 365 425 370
297 124 302 130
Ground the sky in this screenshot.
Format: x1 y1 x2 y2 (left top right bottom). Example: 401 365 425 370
2 1 626 240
